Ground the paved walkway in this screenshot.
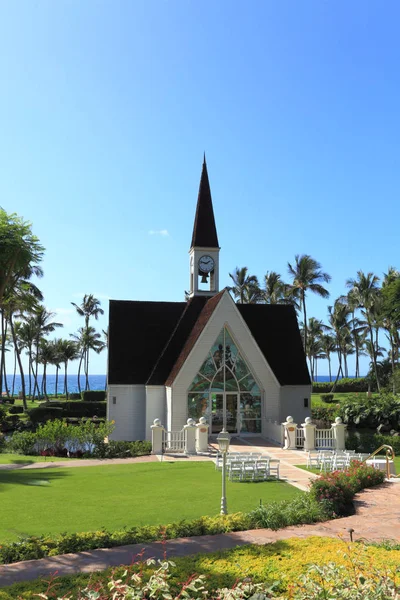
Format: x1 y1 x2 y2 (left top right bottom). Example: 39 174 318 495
0 482 399 587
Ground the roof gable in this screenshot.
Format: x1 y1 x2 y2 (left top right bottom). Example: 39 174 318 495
165 289 226 385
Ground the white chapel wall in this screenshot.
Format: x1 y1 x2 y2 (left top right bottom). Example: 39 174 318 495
279 385 312 424
145 385 166 440
107 385 146 441
170 291 281 431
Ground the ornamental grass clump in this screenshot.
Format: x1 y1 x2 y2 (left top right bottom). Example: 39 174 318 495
309 460 385 516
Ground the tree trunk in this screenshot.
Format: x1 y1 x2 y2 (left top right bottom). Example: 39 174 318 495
0 310 5 396
10 315 27 410
330 343 343 393
12 350 17 397
55 366 59 397
77 349 84 394
368 319 381 392
389 330 396 394
64 362 68 399
86 348 90 391
43 362 48 400
328 353 332 382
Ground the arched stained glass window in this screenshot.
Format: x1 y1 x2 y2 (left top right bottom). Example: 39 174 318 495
187 327 262 434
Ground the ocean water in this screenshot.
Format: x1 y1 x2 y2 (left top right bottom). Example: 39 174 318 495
313 375 364 382
2 374 106 396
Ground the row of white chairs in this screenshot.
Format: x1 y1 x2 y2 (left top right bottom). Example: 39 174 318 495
228 457 280 481
307 450 370 472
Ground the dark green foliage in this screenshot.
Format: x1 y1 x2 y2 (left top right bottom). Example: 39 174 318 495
312 378 370 393
7 431 38 455
93 440 152 458
81 390 106 402
320 393 335 403
68 393 81 400
311 406 338 422
339 393 400 428
0 404 7 423
248 494 329 530
63 401 106 418
27 406 63 424
8 406 24 415
346 431 400 454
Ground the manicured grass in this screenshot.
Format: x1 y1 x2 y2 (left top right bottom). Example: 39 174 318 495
311 392 379 408
3 536 400 598
0 462 300 542
0 453 71 465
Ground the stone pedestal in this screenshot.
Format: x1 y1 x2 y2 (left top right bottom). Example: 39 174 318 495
301 417 316 451
196 417 209 452
332 417 347 451
151 419 164 455
282 416 297 450
184 419 197 454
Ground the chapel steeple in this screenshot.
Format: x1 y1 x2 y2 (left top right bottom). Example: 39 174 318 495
190 155 219 249
189 156 220 298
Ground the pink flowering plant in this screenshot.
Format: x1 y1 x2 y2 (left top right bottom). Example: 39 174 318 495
309 461 385 516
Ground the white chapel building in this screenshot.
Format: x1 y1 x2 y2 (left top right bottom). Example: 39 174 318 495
107 159 311 441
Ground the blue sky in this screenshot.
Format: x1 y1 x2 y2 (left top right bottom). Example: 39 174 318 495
1 1 398 376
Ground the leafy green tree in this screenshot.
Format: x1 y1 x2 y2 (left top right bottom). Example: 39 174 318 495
328 299 352 392
320 334 337 382
58 340 80 399
228 267 260 304
287 255 331 370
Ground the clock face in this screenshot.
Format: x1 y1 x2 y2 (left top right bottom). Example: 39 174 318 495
198 255 215 274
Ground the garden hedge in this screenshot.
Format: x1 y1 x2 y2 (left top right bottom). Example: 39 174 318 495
28 401 106 422
81 390 106 402
312 377 370 393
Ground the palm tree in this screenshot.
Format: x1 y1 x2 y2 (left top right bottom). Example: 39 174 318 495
287 255 331 370
58 340 80 399
71 326 105 392
37 339 54 400
328 299 352 392
228 267 260 304
320 334 336 382
300 317 329 380
346 271 381 391
262 272 286 304
71 294 104 390
24 306 63 399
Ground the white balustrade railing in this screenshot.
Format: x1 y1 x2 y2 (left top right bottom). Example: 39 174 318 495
162 429 185 453
315 428 335 449
295 428 304 448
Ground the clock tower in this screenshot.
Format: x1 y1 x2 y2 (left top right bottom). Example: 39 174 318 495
189 156 220 297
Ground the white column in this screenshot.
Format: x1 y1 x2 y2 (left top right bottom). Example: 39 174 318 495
301 416 316 451
332 416 347 451
196 417 209 452
151 419 164 455
282 416 297 450
184 418 197 455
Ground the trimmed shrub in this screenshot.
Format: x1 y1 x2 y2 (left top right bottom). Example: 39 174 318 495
320 393 335 403
27 406 63 424
68 393 81 400
339 392 400 428
311 405 338 423
313 377 370 393
93 440 152 458
346 431 400 454
81 390 106 402
64 401 106 418
8 406 24 415
248 493 329 530
0 404 7 424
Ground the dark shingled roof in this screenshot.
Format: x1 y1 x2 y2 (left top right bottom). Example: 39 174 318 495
190 157 219 249
164 290 226 386
108 295 310 387
108 300 186 385
237 304 311 386
146 295 212 385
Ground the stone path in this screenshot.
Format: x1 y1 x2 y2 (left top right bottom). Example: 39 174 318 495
0 482 399 587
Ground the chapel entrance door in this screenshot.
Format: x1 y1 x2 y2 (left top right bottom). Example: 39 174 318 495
211 393 238 434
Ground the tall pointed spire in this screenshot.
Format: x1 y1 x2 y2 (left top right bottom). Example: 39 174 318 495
190 156 219 249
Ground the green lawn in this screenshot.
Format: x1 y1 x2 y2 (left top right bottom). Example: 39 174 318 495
0 453 71 465
0 462 300 542
311 392 379 408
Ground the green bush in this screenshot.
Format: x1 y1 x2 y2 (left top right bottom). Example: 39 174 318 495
27 406 63 424
339 392 400 428
68 393 81 400
64 401 106 418
93 440 152 458
311 405 338 422
248 493 329 530
0 404 7 423
320 393 335 403
81 390 106 402
8 406 24 415
346 431 400 454
312 377 370 393
7 431 38 455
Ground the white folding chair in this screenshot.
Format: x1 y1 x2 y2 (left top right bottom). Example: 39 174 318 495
242 459 256 481
269 459 280 479
255 458 270 481
228 460 243 481
307 451 319 468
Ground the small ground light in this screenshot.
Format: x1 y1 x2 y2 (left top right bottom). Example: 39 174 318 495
347 528 355 542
